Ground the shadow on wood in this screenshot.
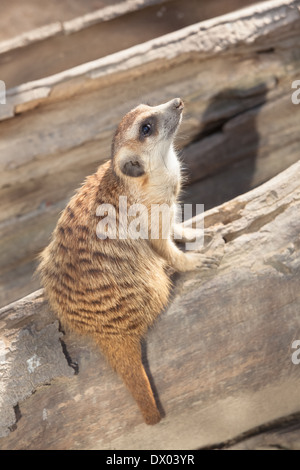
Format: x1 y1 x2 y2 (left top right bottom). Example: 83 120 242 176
182 84 267 209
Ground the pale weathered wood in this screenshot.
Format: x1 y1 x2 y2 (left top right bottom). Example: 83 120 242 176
0 0 124 42
0 160 300 449
0 0 299 307
0 0 250 89
3 0 299 113
0 0 173 52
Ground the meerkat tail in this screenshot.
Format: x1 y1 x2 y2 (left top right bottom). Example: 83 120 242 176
97 335 161 425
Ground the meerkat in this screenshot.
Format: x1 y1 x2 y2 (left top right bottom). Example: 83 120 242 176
38 98 216 425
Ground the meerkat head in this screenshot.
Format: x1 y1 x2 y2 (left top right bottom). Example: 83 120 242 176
112 98 184 180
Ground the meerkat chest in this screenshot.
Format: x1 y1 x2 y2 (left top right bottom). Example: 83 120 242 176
149 147 181 203
165 147 180 180
163 147 181 201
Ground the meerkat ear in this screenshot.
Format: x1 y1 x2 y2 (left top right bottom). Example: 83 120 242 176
120 156 145 177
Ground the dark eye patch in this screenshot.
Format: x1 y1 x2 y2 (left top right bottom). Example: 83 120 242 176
139 115 157 141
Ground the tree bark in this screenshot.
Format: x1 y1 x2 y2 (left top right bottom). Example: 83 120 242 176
1 0 300 306
1 159 300 449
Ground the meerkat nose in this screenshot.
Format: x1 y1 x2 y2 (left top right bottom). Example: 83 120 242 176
172 98 184 110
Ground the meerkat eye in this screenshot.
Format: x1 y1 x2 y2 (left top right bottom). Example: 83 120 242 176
141 123 152 136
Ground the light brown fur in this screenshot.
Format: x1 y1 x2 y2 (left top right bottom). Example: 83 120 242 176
38 98 215 425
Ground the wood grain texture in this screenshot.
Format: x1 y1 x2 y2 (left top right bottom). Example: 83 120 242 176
1 160 300 449
0 0 199 88
0 0 173 49
0 0 300 307
0 0 124 42
0 0 256 85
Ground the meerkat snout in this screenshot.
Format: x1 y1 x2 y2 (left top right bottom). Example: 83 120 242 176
172 97 184 109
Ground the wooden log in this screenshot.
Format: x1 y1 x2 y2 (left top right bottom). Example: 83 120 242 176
0 0 173 50
0 1 127 42
0 160 300 449
0 0 300 307
0 0 250 89
2 0 299 117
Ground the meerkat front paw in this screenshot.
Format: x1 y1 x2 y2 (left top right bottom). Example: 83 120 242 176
184 252 220 271
171 251 220 272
